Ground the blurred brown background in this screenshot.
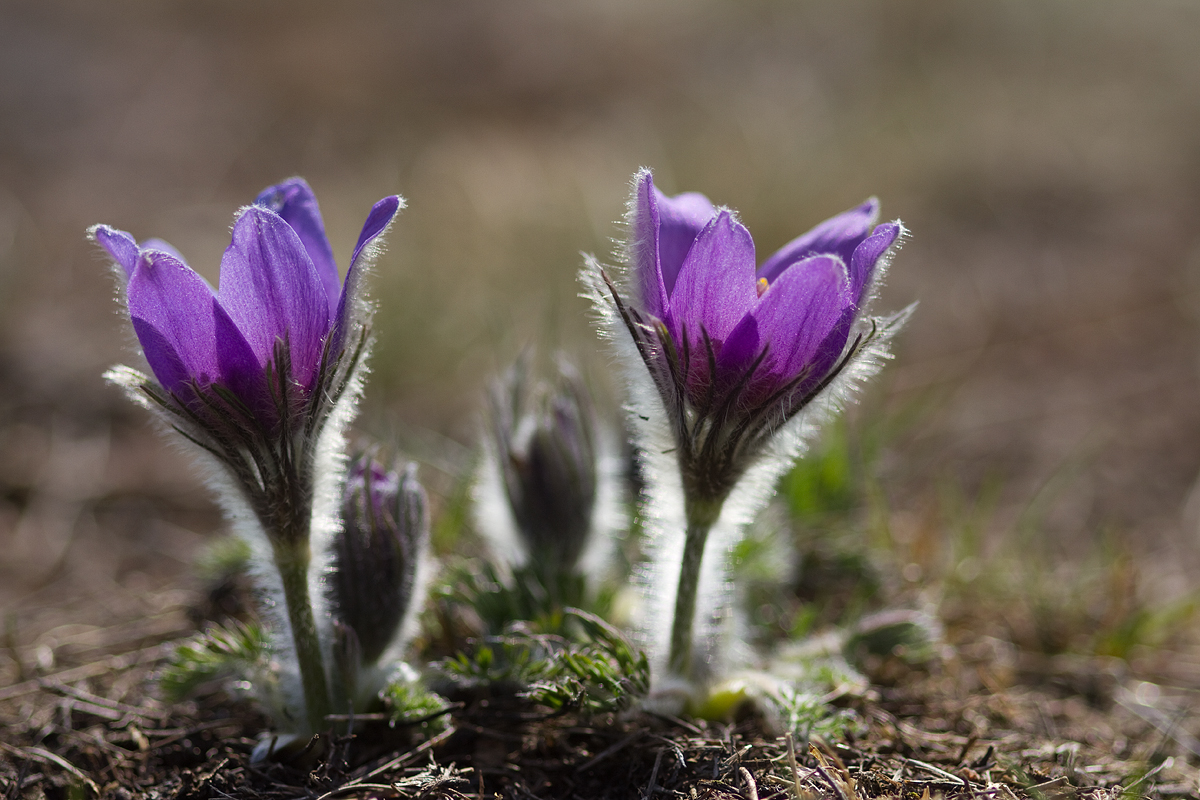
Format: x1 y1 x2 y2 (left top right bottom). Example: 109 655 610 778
3 0 1200 659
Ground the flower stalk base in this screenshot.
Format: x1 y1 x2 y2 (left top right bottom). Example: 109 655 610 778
273 542 332 734
667 499 723 681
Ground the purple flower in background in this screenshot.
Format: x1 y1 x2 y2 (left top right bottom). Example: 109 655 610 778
92 179 401 426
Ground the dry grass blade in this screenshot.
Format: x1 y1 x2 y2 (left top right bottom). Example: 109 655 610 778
808 745 852 800
1121 758 1173 796
41 678 167 721
0 642 176 702
906 758 967 788
2 744 100 796
785 732 806 800
336 725 457 791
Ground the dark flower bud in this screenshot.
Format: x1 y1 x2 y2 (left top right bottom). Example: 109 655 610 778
330 457 428 667
487 357 598 576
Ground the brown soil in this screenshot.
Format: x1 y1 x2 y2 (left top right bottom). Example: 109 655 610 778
2 594 1198 800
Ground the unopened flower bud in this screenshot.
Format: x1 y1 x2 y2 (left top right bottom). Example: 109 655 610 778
488 358 598 576
330 457 429 667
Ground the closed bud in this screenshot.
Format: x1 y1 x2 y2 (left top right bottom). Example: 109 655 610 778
330 457 429 667
488 357 598 576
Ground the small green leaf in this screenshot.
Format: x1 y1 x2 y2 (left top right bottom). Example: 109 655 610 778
159 620 269 701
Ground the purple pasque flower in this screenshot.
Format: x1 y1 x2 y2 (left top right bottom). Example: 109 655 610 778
93 179 402 536
92 179 401 429
94 179 403 735
605 169 904 504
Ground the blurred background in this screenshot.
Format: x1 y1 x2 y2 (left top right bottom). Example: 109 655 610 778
3 0 1200 675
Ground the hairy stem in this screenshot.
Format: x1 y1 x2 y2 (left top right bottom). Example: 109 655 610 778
667 499 722 680
273 542 331 734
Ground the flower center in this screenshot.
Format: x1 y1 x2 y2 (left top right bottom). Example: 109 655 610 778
756 277 768 298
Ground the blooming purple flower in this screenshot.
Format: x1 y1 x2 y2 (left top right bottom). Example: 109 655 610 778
93 179 404 734
606 170 904 504
633 169 897 417
583 168 910 689
91 179 401 426
633 173 898 411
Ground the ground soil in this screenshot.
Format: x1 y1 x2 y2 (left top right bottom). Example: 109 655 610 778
2 586 1198 800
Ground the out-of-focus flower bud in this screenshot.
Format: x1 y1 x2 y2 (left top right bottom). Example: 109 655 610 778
480 355 610 583
489 357 598 575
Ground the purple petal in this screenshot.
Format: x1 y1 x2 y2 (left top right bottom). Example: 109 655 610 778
757 199 878 285
127 250 256 400
667 210 758 349
655 187 716 298
91 225 140 280
848 222 900 305
217 206 331 391
333 195 402 351
629 170 669 321
722 255 851 391
350 195 402 267
211 301 275 421
129 319 194 399
139 238 188 266
255 178 340 319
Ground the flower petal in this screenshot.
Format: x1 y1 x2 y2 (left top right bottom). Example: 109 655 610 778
255 178 341 319
139 238 188 266
217 206 331 390
333 195 403 352
667 209 758 348
849 221 900 304
722 255 852 393
91 225 140 280
127 250 256 400
351 195 402 267
212 300 275 421
629 170 669 321
655 188 716 298
757 199 878 285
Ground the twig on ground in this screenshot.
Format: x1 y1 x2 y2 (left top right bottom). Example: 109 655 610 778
41 678 167 721
739 767 759 800
906 757 968 788
344 726 456 788
645 748 664 798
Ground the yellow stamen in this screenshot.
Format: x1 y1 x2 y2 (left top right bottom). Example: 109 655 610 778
756 277 769 298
